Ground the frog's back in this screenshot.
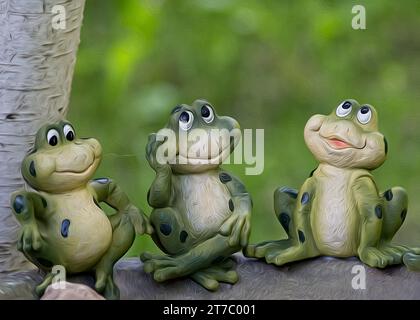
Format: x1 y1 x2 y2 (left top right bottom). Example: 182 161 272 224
38 189 112 273
172 170 231 238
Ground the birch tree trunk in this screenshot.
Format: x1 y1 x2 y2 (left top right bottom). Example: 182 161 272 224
0 0 85 272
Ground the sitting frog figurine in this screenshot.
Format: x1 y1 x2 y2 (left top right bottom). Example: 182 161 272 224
246 99 420 269
10 121 151 299
141 99 252 291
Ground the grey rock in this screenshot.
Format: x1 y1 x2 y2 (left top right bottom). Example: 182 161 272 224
1 255 420 300
114 255 420 300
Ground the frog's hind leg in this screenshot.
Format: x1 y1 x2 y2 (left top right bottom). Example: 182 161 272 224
146 207 191 256
274 187 298 238
141 207 200 281
245 187 297 258
245 185 320 266
381 187 408 242
380 187 420 270
377 187 414 265
190 258 238 291
94 211 136 300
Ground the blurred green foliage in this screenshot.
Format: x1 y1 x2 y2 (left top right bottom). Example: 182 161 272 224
68 0 420 256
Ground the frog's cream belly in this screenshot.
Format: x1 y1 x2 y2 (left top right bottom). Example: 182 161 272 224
311 172 360 257
42 191 112 273
174 172 231 236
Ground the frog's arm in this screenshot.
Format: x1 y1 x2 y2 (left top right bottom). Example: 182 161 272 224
89 178 153 235
145 133 173 208
218 172 252 248
353 176 383 260
10 191 46 252
147 165 173 208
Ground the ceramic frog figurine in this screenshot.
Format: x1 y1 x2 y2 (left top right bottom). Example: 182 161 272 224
246 99 420 269
141 99 252 291
10 121 151 300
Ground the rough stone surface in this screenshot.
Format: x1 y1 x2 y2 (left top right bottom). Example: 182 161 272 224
2 255 420 300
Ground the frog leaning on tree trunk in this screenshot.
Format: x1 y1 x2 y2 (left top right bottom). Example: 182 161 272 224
142 99 252 291
10 121 152 300
246 99 420 270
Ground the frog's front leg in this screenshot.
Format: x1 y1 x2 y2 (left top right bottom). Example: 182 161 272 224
89 178 150 300
245 179 320 266
10 191 48 265
356 177 408 268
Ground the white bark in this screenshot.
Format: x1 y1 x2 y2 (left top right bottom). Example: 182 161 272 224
0 0 85 272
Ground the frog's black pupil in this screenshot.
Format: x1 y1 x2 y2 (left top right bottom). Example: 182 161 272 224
49 136 58 146
342 101 352 109
66 131 74 141
201 106 210 118
179 111 190 123
361 106 370 114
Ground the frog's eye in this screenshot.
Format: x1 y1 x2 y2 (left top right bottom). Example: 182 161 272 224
63 124 75 141
336 101 352 117
201 104 215 124
46 129 59 146
179 111 194 131
357 106 372 124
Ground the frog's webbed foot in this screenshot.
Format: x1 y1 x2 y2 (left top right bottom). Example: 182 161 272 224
35 273 54 297
95 262 113 292
264 243 316 266
359 246 408 268
403 252 420 271
244 239 293 259
141 252 188 282
95 258 120 299
103 275 119 300
191 259 238 291
94 267 119 300
246 239 318 266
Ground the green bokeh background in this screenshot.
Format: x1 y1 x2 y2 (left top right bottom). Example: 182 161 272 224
68 0 420 257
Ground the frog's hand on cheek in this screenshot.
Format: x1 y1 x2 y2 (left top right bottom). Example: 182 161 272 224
145 133 173 208
218 172 252 248
146 133 171 172
10 191 47 254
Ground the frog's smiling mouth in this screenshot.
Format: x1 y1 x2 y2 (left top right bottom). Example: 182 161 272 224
321 134 366 150
176 143 232 164
54 158 98 175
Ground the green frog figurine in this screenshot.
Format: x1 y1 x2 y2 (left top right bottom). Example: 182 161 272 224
246 99 420 269
142 99 252 291
10 121 151 299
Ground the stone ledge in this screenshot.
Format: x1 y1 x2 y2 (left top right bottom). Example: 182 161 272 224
2 255 420 300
